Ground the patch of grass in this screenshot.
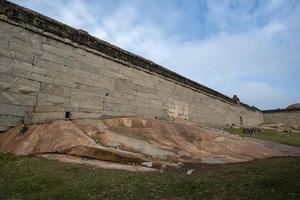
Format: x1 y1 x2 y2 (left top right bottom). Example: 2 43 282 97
226 128 300 147
1 153 300 199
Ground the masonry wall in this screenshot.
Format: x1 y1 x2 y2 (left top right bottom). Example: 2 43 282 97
264 110 300 124
0 15 263 131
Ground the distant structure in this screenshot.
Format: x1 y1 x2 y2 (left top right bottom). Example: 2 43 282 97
286 103 300 110
263 104 300 124
0 1 299 131
232 95 240 105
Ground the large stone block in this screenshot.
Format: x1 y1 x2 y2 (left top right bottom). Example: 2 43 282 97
0 92 37 107
53 78 76 88
42 43 73 58
74 83 108 95
37 58 69 73
0 38 9 49
70 61 100 75
12 69 53 84
9 41 43 57
70 88 104 99
14 60 47 75
114 78 142 92
70 97 103 112
70 66 99 79
0 73 40 94
35 92 69 112
0 114 23 126
0 103 32 116
51 71 76 88
40 51 69 65
9 27 42 49
80 78 110 89
0 62 13 74
103 101 121 112
40 83 70 98
70 112 102 120
102 110 122 118
26 112 66 124
0 47 33 64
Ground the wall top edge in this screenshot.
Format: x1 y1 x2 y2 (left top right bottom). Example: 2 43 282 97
263 108 300 113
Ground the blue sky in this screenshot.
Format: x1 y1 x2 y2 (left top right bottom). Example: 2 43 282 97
11 0 300 109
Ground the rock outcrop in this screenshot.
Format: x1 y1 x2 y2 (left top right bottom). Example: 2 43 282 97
1 117 300 171
287 103 300 110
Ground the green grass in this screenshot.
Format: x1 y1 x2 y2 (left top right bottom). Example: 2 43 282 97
226 128 300 147
1 153 300 200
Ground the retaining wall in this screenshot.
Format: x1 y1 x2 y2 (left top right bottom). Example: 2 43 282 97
263 109 300 124
0 1 263 131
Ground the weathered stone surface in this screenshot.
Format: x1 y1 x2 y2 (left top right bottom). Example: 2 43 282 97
0 114 23 126
12 69 53 84
0 73 40 94
0 47 33 64
0 4 265 127
70 97 103 112
35 93 69 112
8 41 43 57
1 118 300 170
264 111 300 124
36 58 69 73
29 112 66 124
70 112 102 120
0 92 36 107
14 60 47 75
0 103 32 116
0 63 13 74
0 39 8 49
40 83 70 98
42 43 73 58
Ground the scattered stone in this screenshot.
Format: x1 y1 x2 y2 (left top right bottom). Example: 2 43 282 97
141 162 153 168
187 169 194 175
214 136 225 142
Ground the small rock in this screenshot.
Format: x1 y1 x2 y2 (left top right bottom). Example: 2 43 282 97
141 161 153 168
187 169 194 175
214 136 225 142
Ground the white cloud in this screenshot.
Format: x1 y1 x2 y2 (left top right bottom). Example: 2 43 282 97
233 81 299 109
90 5 172 61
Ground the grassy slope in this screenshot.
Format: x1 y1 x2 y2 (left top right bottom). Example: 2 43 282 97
1 153 300 200
226 128 300 147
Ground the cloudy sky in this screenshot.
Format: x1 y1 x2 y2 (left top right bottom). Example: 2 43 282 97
11 0 300 109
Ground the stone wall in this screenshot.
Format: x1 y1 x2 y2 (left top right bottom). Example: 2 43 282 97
0 1 263 131
263 109 300 124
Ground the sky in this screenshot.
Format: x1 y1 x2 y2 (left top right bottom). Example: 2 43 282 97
11 0 300 110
